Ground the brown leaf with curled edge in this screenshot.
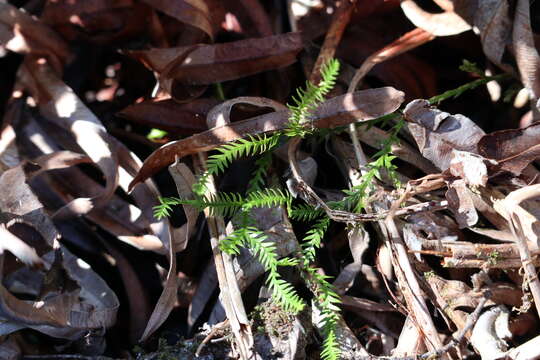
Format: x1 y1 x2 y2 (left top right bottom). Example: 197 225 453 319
0 2 71 72
19 58 119 219
0 164 119 339
400 0 472 36
140 0 214 41
24 151 92 179
403 99 485 171
478 122 540 176
126 32 303 85
401 0 513 72
138 160 199 342
0 225 43 268
129 87 405 191
118 98 217 135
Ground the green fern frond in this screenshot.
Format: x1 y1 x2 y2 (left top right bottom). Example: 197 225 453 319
194 133 282 195
289 204 325 222
154 197 185 219
266 272 305 313
429 59 510 105
247 152 273 193
301 216 331 266
220 226 305 313
156 193 244 218
243 188 292 211
285 59 340 137
307 269 342 360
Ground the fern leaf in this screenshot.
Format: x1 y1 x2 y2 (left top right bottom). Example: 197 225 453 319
301 216 330 265
286 58 340 137
289 204 325 222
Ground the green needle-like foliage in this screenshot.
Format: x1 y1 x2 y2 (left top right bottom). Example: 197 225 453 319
220 226 305 313
286 58 340 137
194 133 281 195
301 216 330 266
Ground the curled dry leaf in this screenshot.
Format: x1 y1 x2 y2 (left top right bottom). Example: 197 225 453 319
20 59 119 218
401 0 513 73
475 0 512 72
0 164 119 339
130 87 405 190
404 99 485 171
140 0 214 41
400 0 472 36
0 2 71 72
478 122 540 176
0 225 43 268
206 96 287 128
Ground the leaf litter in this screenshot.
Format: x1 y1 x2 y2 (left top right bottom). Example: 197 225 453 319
1 1 540 359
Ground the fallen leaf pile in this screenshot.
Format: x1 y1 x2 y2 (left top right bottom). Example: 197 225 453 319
1 0 540 359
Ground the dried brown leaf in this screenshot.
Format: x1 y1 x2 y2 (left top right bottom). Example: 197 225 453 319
513 0 540 118
404 99 485 171
41 0 147 45
0 164 119 339
126 32 303 85
478 122 540 176
20 59 119 218
118 98 217 135
168 161 198 252
446 179 478 228
140 0 214 41
400 0 472 36
0 2 71 71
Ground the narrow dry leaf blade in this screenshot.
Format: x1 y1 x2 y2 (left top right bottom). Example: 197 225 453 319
127 32 303 85
0 2 71 69
21 60 119 217
400 0 472 36
168 161 198 251
117 98 217 134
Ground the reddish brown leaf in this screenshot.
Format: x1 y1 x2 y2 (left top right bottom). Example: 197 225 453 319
140 0 214 41
118 98 218 135
41 0 148 44
129 87 405 191
478 122 540 176
0 2 71 71
126 32 303 85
